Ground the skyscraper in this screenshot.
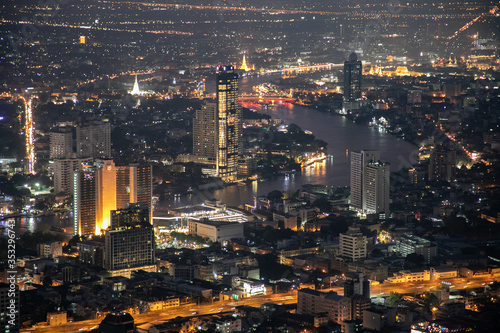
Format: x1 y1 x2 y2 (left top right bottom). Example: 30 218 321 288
364 161 390 215
116 163 153 223
343 52 363 113
53 156 93 195
350 150 380 211
343 52 362 102
73 162 152 236
216 65 241 182
193 102 217 161
73 165 97 235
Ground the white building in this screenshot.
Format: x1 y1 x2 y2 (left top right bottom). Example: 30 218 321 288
53 157 93 195
339 226 367 262
297 288 352 324
350 150 380 212
50 126 73 159
189 220 244 244
364 161 390 215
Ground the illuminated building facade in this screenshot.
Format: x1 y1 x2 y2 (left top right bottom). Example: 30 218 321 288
73 165 97 235
73 162 152 236
216 66 242 182
96 158 117 232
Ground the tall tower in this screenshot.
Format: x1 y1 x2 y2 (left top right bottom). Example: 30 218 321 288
364 161 390 216
193 102 218 160
350 150 380 212
216 65 241 182
73 165 97 235
343 52 362 102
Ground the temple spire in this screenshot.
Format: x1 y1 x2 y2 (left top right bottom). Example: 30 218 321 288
131 75 142 95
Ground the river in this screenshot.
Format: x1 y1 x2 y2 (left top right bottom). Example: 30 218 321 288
167 73 418 207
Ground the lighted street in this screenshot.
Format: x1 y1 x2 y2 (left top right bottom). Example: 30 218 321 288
25 275 496 333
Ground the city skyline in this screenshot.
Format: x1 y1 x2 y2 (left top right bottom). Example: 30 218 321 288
1 1 500 332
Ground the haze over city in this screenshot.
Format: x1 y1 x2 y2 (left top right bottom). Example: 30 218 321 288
1 1 500 332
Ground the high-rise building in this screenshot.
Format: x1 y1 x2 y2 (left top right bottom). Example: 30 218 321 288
193 102 218 161
216 66 241 182
73 161 152 235
350 150 380 212
105 206 156 278
50 126 73 159
53 157 93 195
364 161 390 215
428 148 456 182
343 52 362 102
96 158 117 232
339 226 367 262
73 165 97 235
76 122 111 158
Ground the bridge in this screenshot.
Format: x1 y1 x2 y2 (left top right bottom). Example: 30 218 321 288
238 94 295 103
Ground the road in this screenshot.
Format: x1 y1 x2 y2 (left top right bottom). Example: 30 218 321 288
24 276 496 332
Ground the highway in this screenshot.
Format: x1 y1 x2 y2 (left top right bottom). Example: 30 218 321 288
24 276 496 333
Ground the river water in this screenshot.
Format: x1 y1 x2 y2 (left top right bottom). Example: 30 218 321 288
3 73 418 234
170 73 418 207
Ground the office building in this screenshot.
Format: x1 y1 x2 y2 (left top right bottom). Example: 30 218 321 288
193 102 218 161
73 165 97 235
0 282 20 333
350 150 380 212
339 226 367 262
344 52 362 102
105 206 156 278
397 234 437 263
49 126 73 159
73 161 153 235
76 121 111 158
216 65 242 182
364 161 390 215
78 240 104 267
428 148 456 182
53 157 93 195
297 288 352 324
116 164 153 223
